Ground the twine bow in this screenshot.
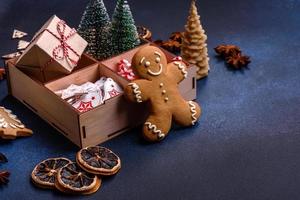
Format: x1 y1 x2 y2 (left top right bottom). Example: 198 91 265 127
44 20 80 70
52 20 78 67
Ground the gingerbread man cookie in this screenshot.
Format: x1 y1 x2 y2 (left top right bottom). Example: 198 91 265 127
125 46 201 142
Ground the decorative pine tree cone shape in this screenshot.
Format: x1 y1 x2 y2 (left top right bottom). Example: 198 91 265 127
78 0 112 60
0 107 33 140
111 0 140 55
181 0 210 80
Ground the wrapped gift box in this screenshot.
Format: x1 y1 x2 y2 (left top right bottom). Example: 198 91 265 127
6 43 197 148
16 15 88 76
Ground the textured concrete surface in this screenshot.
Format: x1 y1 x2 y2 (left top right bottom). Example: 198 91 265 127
0 0 300 199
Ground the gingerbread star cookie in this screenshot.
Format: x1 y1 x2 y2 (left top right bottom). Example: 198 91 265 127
0 107 33 140
124 46 201 142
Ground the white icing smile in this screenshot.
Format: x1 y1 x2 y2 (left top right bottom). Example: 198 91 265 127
147 64 163 76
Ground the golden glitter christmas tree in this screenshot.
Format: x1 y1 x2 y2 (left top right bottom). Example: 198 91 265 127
181 0 210 80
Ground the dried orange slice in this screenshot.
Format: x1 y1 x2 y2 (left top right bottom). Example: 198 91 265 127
76 146 121 176
55 162 101 195
31 157 71 189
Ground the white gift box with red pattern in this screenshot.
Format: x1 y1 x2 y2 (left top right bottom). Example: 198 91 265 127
16 15 88 74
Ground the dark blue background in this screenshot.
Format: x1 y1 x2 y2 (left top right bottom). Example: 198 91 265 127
1 0 300 199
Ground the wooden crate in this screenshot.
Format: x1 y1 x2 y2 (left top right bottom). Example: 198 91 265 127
6 44 197 148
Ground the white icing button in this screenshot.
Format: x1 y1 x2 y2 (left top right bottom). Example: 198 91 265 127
164 97 169 102
162 90 166 94
159 83 164 87
145 61 151 67
155 57 161 63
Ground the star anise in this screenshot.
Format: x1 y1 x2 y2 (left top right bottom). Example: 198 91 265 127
0 171 10 185
0 153 8 163
154 40 181 54
154 32 184 54
162 40 181 51
169 32 183 43
226 53 251 69
153 39 163 46
0 68 5 80
214 45 241 58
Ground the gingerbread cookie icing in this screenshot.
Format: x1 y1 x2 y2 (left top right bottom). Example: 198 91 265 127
128 83 143 103
124 46 201 142
173 61 188 78
0 106 33 140
145 122 165 140
188 101 198 125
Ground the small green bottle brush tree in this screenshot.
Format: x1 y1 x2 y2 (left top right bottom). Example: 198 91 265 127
111 0 140 55
78 0 140 60
78 0 112 60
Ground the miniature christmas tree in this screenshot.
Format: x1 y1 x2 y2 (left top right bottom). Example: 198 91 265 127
78 0 112 60
181 0 210 80
111 0 140 55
